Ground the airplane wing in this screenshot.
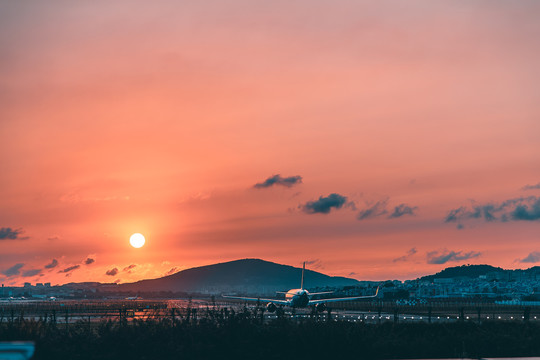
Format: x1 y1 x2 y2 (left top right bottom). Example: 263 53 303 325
308 291 334 296
308 287 379 305
222 295 289 306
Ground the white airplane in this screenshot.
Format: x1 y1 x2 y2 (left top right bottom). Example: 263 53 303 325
223 262 379 313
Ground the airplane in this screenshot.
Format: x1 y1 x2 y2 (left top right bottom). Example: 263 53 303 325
223 262 379 313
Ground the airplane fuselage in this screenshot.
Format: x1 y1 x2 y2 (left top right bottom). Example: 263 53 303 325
285 289 310 308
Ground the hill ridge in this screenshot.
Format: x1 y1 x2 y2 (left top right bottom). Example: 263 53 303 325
115 258 360 295
418 264 540 282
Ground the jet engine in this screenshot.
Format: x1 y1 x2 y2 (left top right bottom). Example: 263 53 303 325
316 303 326 313
266 303 277 313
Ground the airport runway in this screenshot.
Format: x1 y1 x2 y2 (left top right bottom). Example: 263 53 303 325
1 299 539 324
216 302 540 323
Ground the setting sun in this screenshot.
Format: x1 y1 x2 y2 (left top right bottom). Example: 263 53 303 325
129 233 145 248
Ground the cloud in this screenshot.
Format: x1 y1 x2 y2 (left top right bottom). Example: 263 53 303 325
2 263 24 277
388 204 418 218
444 196 540 225
302 193 349 214
471 205 497 221
22 269 42 277
444 207 467 222
84 258 95 265
254 174 302 188
357 199 388 220
427 249 481 264
123 264 137 272
393 248 417 262
44 259 59 269
518 251 540 263
165 267 179 276
522 182 540 191
58 265 80 273
356 200 417 221
304 259 323 270
0 227 28 240
511 199 540 221
106 268 118 276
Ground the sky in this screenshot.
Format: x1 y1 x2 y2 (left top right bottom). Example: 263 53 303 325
1 0 539 286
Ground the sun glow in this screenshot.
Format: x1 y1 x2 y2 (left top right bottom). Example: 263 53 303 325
129 233 145 248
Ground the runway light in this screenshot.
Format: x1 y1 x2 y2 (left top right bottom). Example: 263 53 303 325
498 316 501 319
487 317 490 319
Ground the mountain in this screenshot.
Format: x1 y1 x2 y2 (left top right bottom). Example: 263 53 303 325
418 265 504 282
418 264 540 282
115 258 360 295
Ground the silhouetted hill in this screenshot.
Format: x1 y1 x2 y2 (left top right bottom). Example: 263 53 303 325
116 259 360 295
419 265 504 282
419 264 540 283
417 264 540 282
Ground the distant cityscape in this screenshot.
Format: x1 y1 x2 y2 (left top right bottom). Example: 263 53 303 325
317 265 540 305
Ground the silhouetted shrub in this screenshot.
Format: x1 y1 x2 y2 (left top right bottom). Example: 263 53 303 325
1 314 540 359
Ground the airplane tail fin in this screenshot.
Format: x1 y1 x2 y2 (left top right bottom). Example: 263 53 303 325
301 261 305 290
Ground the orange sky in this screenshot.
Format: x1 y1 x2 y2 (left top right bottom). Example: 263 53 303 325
1 1 539 286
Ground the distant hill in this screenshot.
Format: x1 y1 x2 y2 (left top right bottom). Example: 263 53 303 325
418 264 540 282
115 259 360 295
419 265 504 282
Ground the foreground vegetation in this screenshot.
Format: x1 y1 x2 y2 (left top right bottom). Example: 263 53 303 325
2 312 540 359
